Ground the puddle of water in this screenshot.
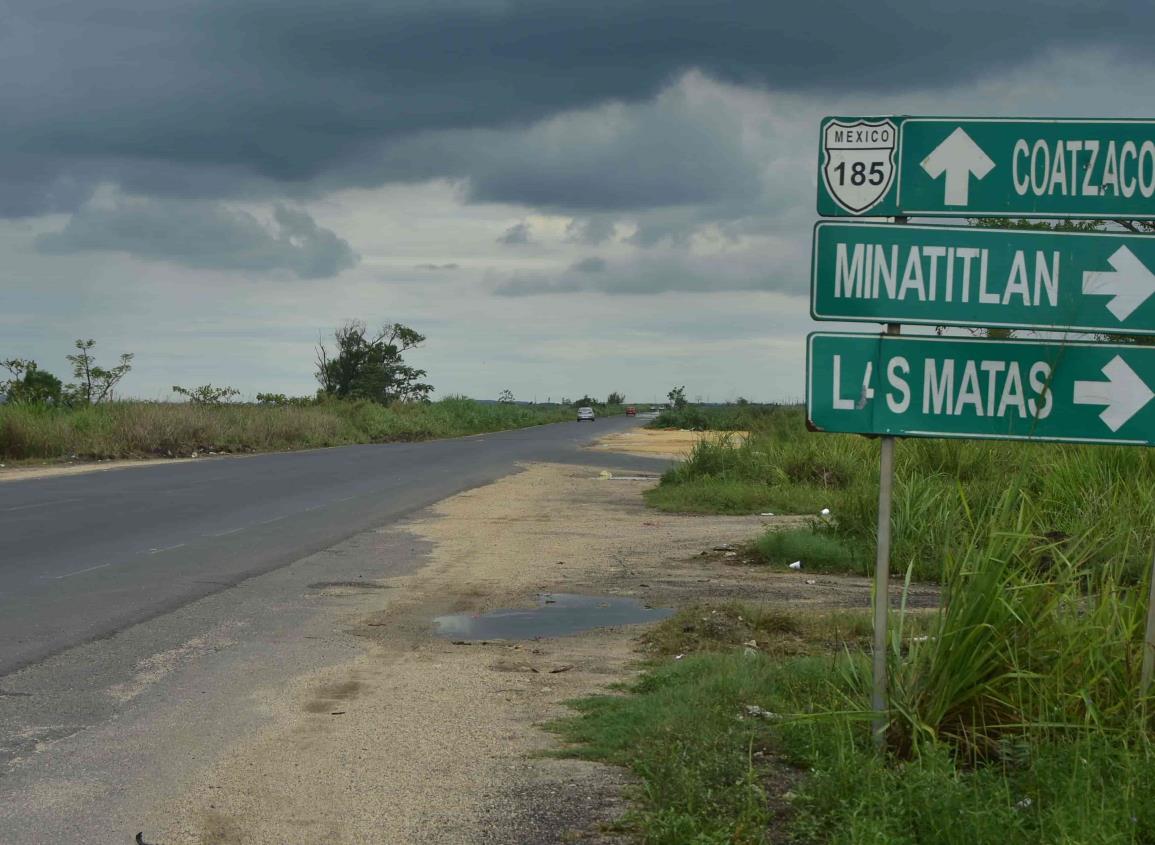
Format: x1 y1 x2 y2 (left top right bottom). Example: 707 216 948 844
434 593 672 641
308 581 390 590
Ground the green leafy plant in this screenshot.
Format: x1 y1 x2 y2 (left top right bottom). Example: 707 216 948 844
65 339 133 405
172 384 241 405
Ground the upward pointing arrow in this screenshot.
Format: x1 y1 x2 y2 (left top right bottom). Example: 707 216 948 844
1073 355 1154 432
1082 246 1155 321
920 127 995 206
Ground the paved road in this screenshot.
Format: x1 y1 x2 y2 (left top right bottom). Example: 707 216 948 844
0 416 657 677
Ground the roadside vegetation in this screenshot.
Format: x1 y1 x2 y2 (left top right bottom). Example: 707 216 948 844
0 397 586 461
0 325 622 462
556 397 1155 841
647 404 1155 584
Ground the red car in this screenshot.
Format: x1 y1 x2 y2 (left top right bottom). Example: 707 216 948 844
626 406 637 416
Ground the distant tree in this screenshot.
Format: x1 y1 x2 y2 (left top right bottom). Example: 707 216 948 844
573 395 598 408
667 385 687 409
65 340 133 405
172 384 240 405
497 389 515 404
316 321 433 403
1 359 63 404
735 396 750 406
606 391 625 405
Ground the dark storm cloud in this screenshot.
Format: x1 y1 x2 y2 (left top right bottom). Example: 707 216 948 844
571 257 607 273
4 0 1153 217
497 222 532 245
36 201 359 279
566 218 617 246
493 250 804 297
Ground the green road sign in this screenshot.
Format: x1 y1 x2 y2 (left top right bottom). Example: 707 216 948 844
818 117 1155 219
807 332 1155 445
811 221 1155 335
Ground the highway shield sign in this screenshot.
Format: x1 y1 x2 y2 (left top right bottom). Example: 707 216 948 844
817 117 1155 219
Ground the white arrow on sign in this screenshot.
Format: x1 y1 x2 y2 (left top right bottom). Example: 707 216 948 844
1082 246 1155 321
920 127 995 206
1073 355 1154 432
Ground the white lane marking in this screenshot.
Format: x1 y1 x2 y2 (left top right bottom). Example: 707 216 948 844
335 495 356 502
209 526 247 537
148 543 187 555
3 498 81 513
50 562 112 580
256 515 286 525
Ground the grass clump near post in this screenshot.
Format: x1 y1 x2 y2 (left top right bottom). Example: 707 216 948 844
755 528 864 575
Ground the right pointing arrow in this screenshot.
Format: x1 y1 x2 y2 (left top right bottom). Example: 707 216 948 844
1073 355 1154 432
920 127 995 206
1082 246 1155 321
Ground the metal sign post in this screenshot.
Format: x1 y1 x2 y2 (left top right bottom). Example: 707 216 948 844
872 319 900 749
1144 554 1155 696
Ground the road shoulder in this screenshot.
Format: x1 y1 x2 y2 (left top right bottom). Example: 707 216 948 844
138 459 923 843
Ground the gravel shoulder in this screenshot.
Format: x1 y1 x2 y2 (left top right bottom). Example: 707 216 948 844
137 457 934 844
589 427 747 460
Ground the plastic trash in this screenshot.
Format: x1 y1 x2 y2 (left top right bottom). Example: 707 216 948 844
788 560 802 570
760 512 775 516
743 704 781 720
820 508 831 516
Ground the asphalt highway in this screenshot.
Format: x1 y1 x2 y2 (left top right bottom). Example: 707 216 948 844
0 415 657 677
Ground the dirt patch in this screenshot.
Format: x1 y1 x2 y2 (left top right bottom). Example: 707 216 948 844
592 427 747 459
153 463 929 844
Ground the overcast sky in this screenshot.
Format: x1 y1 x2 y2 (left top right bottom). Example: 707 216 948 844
4 1 1154 403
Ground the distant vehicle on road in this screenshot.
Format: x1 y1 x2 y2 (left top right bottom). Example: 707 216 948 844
577 406 596 422
626 406 636 416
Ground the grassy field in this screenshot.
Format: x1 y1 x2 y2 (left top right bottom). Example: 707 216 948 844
646 405 1155 584
560 403 1155 842
0 397 602 461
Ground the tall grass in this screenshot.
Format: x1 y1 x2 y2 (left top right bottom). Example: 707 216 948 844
0 397 581 461
648 406 1155 583
648 403 791 432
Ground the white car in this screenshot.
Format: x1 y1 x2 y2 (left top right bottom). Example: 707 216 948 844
577 406 596 422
